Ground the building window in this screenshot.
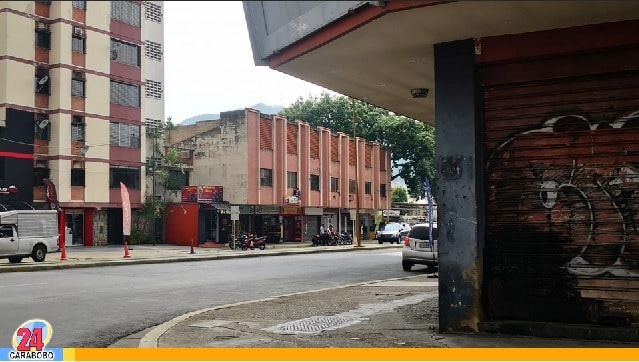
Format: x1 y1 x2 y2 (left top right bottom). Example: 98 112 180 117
71 71 86 97
35 22 51 49
109 166 140 189
72 116 85 142
365 182 372 195
144 1 162 23
145 79 162 99
110 39 141 66
111 1 141 27
349 179 356 194
35 67 50 95
72 1 86 9
286 171 298 189
260 168 272 187
330 177 339 193
72 28 86 53
110 80 140 107
34 161 50 187
310 174 320 191
380 183 387 198
71 161 85 187
145 40 162 61
167 169 189 190
34 114 50 141
110 122 140 148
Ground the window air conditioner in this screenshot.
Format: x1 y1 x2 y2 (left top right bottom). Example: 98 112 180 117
73 27 84 37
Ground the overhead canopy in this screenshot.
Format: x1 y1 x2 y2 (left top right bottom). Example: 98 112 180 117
244 1 639 125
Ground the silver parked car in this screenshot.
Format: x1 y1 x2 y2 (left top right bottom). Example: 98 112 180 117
402 223 438 271
376 222 411 244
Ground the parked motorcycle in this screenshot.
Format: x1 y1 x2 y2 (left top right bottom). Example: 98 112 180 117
241 234 267 250
340 231 353 245
229 234 248 250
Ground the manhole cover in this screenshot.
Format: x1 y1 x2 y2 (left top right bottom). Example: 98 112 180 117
271 316 353 333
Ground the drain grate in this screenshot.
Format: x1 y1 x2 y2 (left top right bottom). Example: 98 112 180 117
272 316 353 333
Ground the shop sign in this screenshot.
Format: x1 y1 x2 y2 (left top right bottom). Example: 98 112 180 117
383 209 400 217
281 206 301 215
304 207 323 216
285 195 299 204
181 185 224 203
253 205 280 215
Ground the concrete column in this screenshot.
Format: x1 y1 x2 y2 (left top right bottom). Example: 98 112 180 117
434 39 485 333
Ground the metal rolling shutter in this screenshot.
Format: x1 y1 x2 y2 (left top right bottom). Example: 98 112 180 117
482 46 639 326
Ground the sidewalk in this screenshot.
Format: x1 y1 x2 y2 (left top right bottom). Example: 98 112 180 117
0 240 397 273
109 273 635 349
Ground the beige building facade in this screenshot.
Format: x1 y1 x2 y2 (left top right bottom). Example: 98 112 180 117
0 1 164 246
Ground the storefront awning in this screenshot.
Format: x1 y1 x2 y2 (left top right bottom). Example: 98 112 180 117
211 203 230 211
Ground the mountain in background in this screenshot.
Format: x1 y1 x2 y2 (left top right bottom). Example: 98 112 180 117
179 103 284 125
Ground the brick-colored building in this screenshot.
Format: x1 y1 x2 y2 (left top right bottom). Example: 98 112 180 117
164 109 391 245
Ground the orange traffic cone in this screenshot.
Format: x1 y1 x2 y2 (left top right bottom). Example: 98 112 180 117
123 241 131 258
60 244 68 261
190 239 195 254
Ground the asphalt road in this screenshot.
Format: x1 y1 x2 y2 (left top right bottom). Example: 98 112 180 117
0 249 410 348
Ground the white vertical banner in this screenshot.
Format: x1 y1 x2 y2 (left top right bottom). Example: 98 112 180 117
120 182 131 236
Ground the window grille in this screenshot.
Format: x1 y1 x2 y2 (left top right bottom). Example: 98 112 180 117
310 175 320 191
330 177 339 193
110 39 140 66
260 168 273 187
71 169 85 186
72 32 85 54
144 1 162 23
111 1 140 27
110 122 140 148
145 79 162 99
109 166 140 189
287 172 298 189
144 40 162 61
72 1 86 9
110 80 140 107
71 72 85 97
365 182 372 195
71 116 85 142
349 179 356 194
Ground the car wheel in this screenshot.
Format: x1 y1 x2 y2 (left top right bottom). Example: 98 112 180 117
378 240 383 244
31 244 47 262
402 261 412 271
8 256 22 264
397 236 402 244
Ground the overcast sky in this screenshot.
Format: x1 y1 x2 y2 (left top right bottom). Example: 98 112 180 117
163 1 335 124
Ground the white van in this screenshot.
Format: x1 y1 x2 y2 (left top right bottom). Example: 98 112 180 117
0 210 59 263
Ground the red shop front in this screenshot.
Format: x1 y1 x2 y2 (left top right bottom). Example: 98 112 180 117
281 206 302 242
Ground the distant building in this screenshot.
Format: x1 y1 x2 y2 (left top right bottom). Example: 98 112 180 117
164 109 391 244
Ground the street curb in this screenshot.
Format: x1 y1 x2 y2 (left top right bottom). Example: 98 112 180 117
137 274 426 348
0 244 400 273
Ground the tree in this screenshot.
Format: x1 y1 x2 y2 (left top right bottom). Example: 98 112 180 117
392 187 408 203
132 117 184 243
280 93 436 199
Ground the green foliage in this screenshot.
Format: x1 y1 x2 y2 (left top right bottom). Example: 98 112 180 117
391 187 408 203
280 93 436 199
136 116 184 241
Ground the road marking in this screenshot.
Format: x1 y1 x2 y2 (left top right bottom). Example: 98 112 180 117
0 282 48 288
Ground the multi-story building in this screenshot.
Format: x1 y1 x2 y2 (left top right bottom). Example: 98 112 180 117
0 1 164 246
164 109 391 245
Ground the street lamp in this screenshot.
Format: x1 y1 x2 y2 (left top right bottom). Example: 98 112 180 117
151 127 157 246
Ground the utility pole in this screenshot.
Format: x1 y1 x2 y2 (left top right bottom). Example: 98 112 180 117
352 98 363 247
151 126 157 246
